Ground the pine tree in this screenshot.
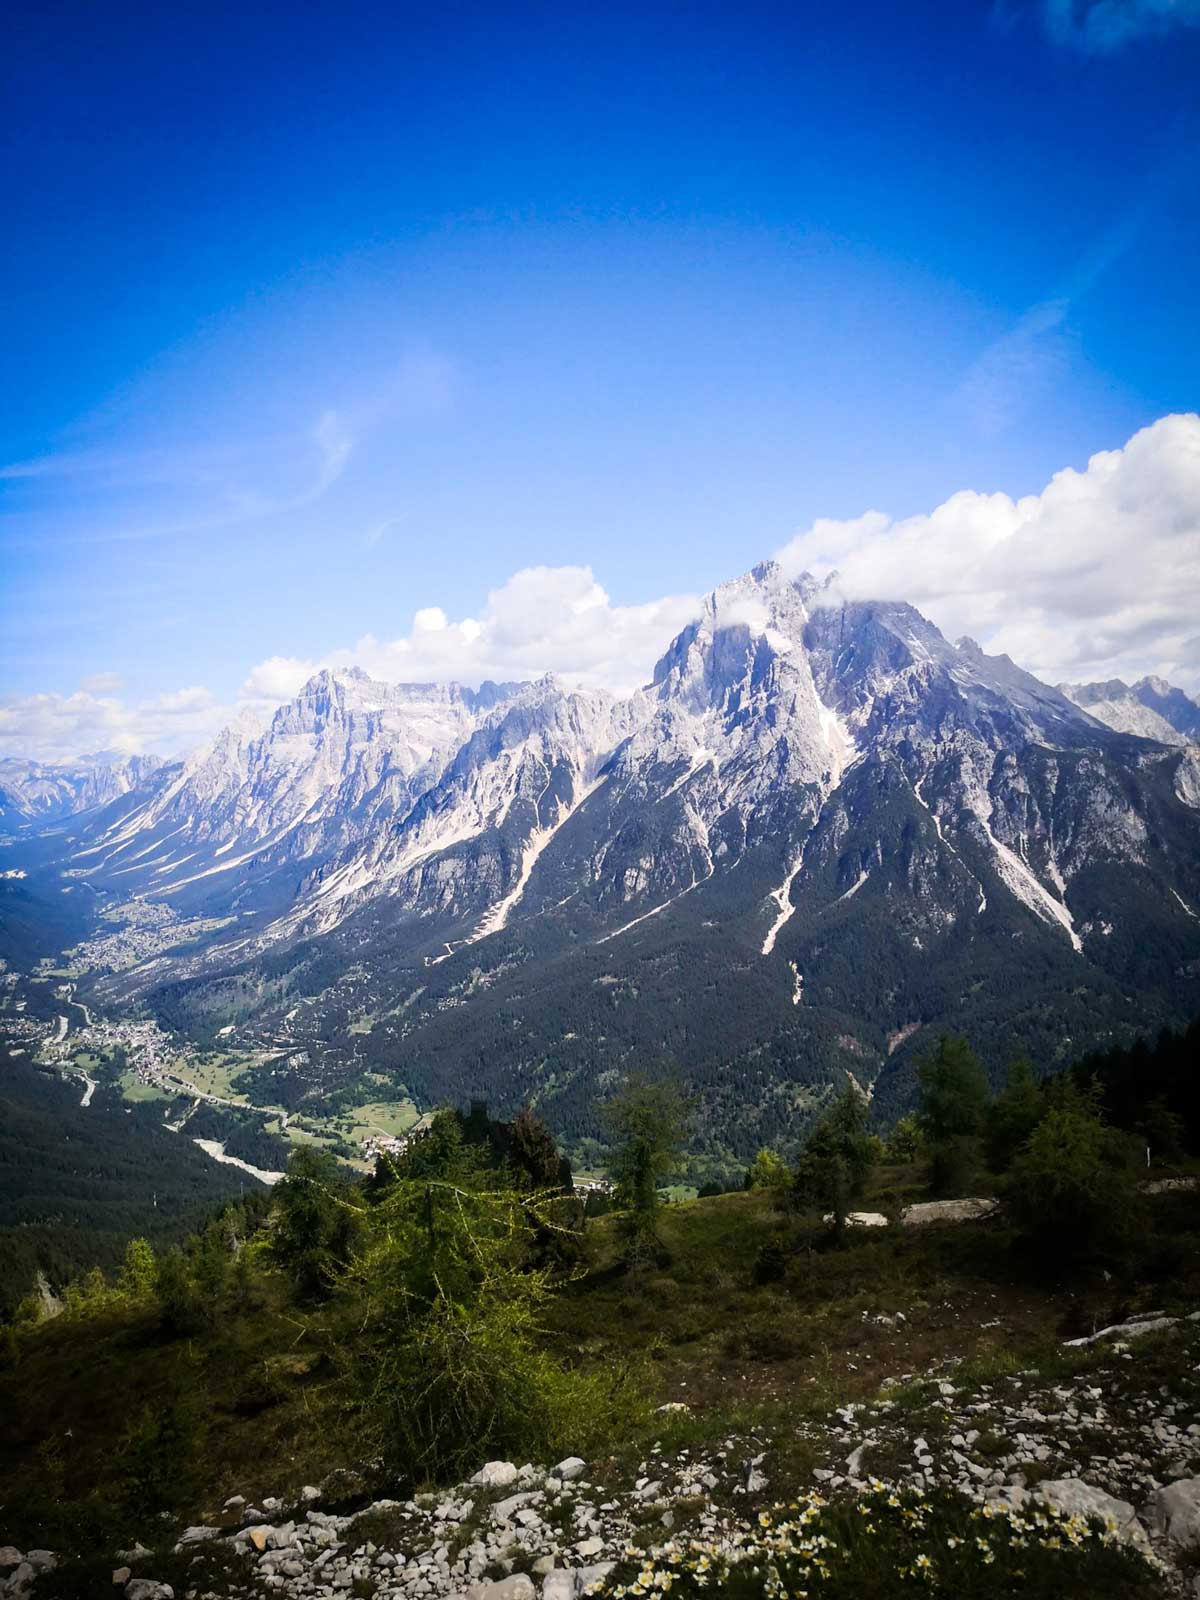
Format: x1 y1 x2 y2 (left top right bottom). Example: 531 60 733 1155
1006 1089 1140 1272
793 1085 876 1236
272 1145 363 1299
117 1237 156 1299
603 1077 689 1263
917 1035 990 1196
986 1057 1042 1172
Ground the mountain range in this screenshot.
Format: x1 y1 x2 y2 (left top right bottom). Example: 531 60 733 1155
0 753 163 827
4 562 1199 1160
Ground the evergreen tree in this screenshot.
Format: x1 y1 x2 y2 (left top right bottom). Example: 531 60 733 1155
1134 1097 1187 1168
117 1237 156 1299
602 1077 689 1263
154 1247 205 1337
271 1145 362 1299
1006 1088 1140 1272
986 1057 1042 1172
338 1152 639 1480
747 1147 791 1190
508 1105 566 1190
917 1035 990 1196
793 1085 876 1237
886 1115 923 1164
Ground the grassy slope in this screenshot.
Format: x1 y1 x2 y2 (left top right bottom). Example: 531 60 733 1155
5 1184 1200 1541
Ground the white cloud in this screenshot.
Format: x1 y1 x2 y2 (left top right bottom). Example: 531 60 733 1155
240 656 320 705
7 415 1198 763
776 412 1200 693
0 685 227 763
310 566 701 697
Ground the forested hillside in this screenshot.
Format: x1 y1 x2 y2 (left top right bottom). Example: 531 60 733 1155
0 1050 257 1319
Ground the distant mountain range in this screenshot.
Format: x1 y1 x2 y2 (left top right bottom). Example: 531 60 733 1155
4 563 1198 1160
1058 676 1200 745
0 753 163 827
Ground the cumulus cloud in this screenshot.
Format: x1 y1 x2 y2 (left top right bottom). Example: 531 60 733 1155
776 412 1200 693
7 416 1198 762
229 567 698 724
0 684 227 763
278 566 701 700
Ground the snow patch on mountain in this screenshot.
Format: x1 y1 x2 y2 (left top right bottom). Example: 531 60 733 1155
959 760 1082 952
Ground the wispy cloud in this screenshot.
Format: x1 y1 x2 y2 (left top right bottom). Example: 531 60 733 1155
362 514 403 550
993 0 1200 52
0 347 454 547
0 409 355 547
957 136 1194 434
1040 0 1200 53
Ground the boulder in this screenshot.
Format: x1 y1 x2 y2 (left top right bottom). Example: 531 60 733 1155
0 1555 20 1578
542 1572 574 1600
469 1577 536 1600
112 1569 132 1587
247 1527 272 1553
124 1583 174 1600
24 1554 54 1575
4 1565 34 1594
1035 1480 1151 1554
1151 1476 1200 1549
491 1492 536 1522
554 1457 587 1482
901 1198 998 1226
471 1461 520 1490
175 1527 220 1547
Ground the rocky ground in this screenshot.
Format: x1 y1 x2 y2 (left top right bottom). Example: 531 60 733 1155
5 1316 1199 1600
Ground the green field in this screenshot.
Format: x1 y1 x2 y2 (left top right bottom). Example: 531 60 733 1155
116 1069 170 1104
343 1098 420 1138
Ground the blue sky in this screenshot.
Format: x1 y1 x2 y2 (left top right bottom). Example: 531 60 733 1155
2 0 1199 757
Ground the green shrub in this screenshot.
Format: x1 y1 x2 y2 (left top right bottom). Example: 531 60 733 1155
747 1148 791 1191
340 1167 647 1483
1006 1092 1140 1274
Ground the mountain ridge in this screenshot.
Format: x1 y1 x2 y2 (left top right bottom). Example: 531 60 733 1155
5 562 1198 1158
